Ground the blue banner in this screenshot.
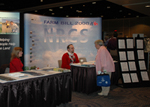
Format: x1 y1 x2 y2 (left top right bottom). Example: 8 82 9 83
24 14 102 69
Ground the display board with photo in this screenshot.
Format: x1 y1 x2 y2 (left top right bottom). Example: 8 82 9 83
0 12 20 67
117 38 150 88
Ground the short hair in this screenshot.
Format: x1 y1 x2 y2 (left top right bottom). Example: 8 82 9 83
10 47 22 61
94 40 104 46
67 44 73 50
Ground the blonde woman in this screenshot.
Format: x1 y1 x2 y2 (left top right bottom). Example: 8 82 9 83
94 40 115 96
10 47 23 73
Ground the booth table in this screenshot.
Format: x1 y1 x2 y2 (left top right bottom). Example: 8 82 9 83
71 65 98 94
71 61 119 94
0 70 72 107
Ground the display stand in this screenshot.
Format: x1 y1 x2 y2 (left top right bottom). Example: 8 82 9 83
135 38 150 86
117 38 150 88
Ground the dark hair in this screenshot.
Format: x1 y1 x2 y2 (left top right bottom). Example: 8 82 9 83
67 44 73 50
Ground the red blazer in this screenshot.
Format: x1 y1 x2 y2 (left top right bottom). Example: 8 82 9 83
10 58 23 73
61 52 79 69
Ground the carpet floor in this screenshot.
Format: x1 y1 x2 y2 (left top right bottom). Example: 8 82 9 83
57 85 150 107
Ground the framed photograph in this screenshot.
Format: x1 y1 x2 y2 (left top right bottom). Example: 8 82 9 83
130 73 139 82
119 51 127 61
141 71 149 81
118 39 125 49
136 40 143 49
139 61 146 70
127 51 135 60
126 39 133 49
120 62 129 71
128 61 136 71
122 73 131 83
137 50 144 59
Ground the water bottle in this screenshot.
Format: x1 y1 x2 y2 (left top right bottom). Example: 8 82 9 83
103 70 107 74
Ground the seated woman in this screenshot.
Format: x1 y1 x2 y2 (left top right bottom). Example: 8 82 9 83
94 40 115 96
10 47 23 73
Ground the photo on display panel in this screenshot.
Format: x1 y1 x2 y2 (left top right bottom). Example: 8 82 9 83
137 50 144 59
127 51 135 60
120 62 129 71
141 71 149 81
139 61 146 70
0 12 20 66
136 40 143 49
119 51 127 61
126 39 133 49
118 39 125 49
128 61 137 71
130 73 139 82
122 73 131 83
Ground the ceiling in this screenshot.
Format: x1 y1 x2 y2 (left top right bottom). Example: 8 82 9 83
0 0 150 19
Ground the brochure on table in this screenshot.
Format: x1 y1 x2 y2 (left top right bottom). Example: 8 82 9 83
0 67 70 83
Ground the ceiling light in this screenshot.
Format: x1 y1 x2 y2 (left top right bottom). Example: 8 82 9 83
76 10 82 13
83 5 85 7
119 10 122 12
59 7 63 9
76 10 79 12
66 15 69 17
0 3 4 5
78 11 82 13
145 5 150 8
52 13 55 15
49 9 53 11
35 10 38 12
70 7 72 9
92 2 96 4
107 6 110 9
40 0 43 2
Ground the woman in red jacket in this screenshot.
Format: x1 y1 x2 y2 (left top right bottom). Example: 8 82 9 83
10 47 23 73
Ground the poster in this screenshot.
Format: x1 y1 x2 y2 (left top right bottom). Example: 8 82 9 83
0 12 20 66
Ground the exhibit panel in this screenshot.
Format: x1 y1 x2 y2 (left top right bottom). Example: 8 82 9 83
117 38 150 88
0 12 20 67
135 38 150 86
24 14 102 69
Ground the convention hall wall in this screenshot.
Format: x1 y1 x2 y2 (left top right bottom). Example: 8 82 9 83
102 17 150 38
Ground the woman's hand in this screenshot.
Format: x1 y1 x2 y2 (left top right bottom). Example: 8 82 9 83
101 67 104 72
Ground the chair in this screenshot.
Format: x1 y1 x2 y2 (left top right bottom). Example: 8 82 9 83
110 50 118 61
0 64 9 74
79 57 87 63
58 60 62 68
